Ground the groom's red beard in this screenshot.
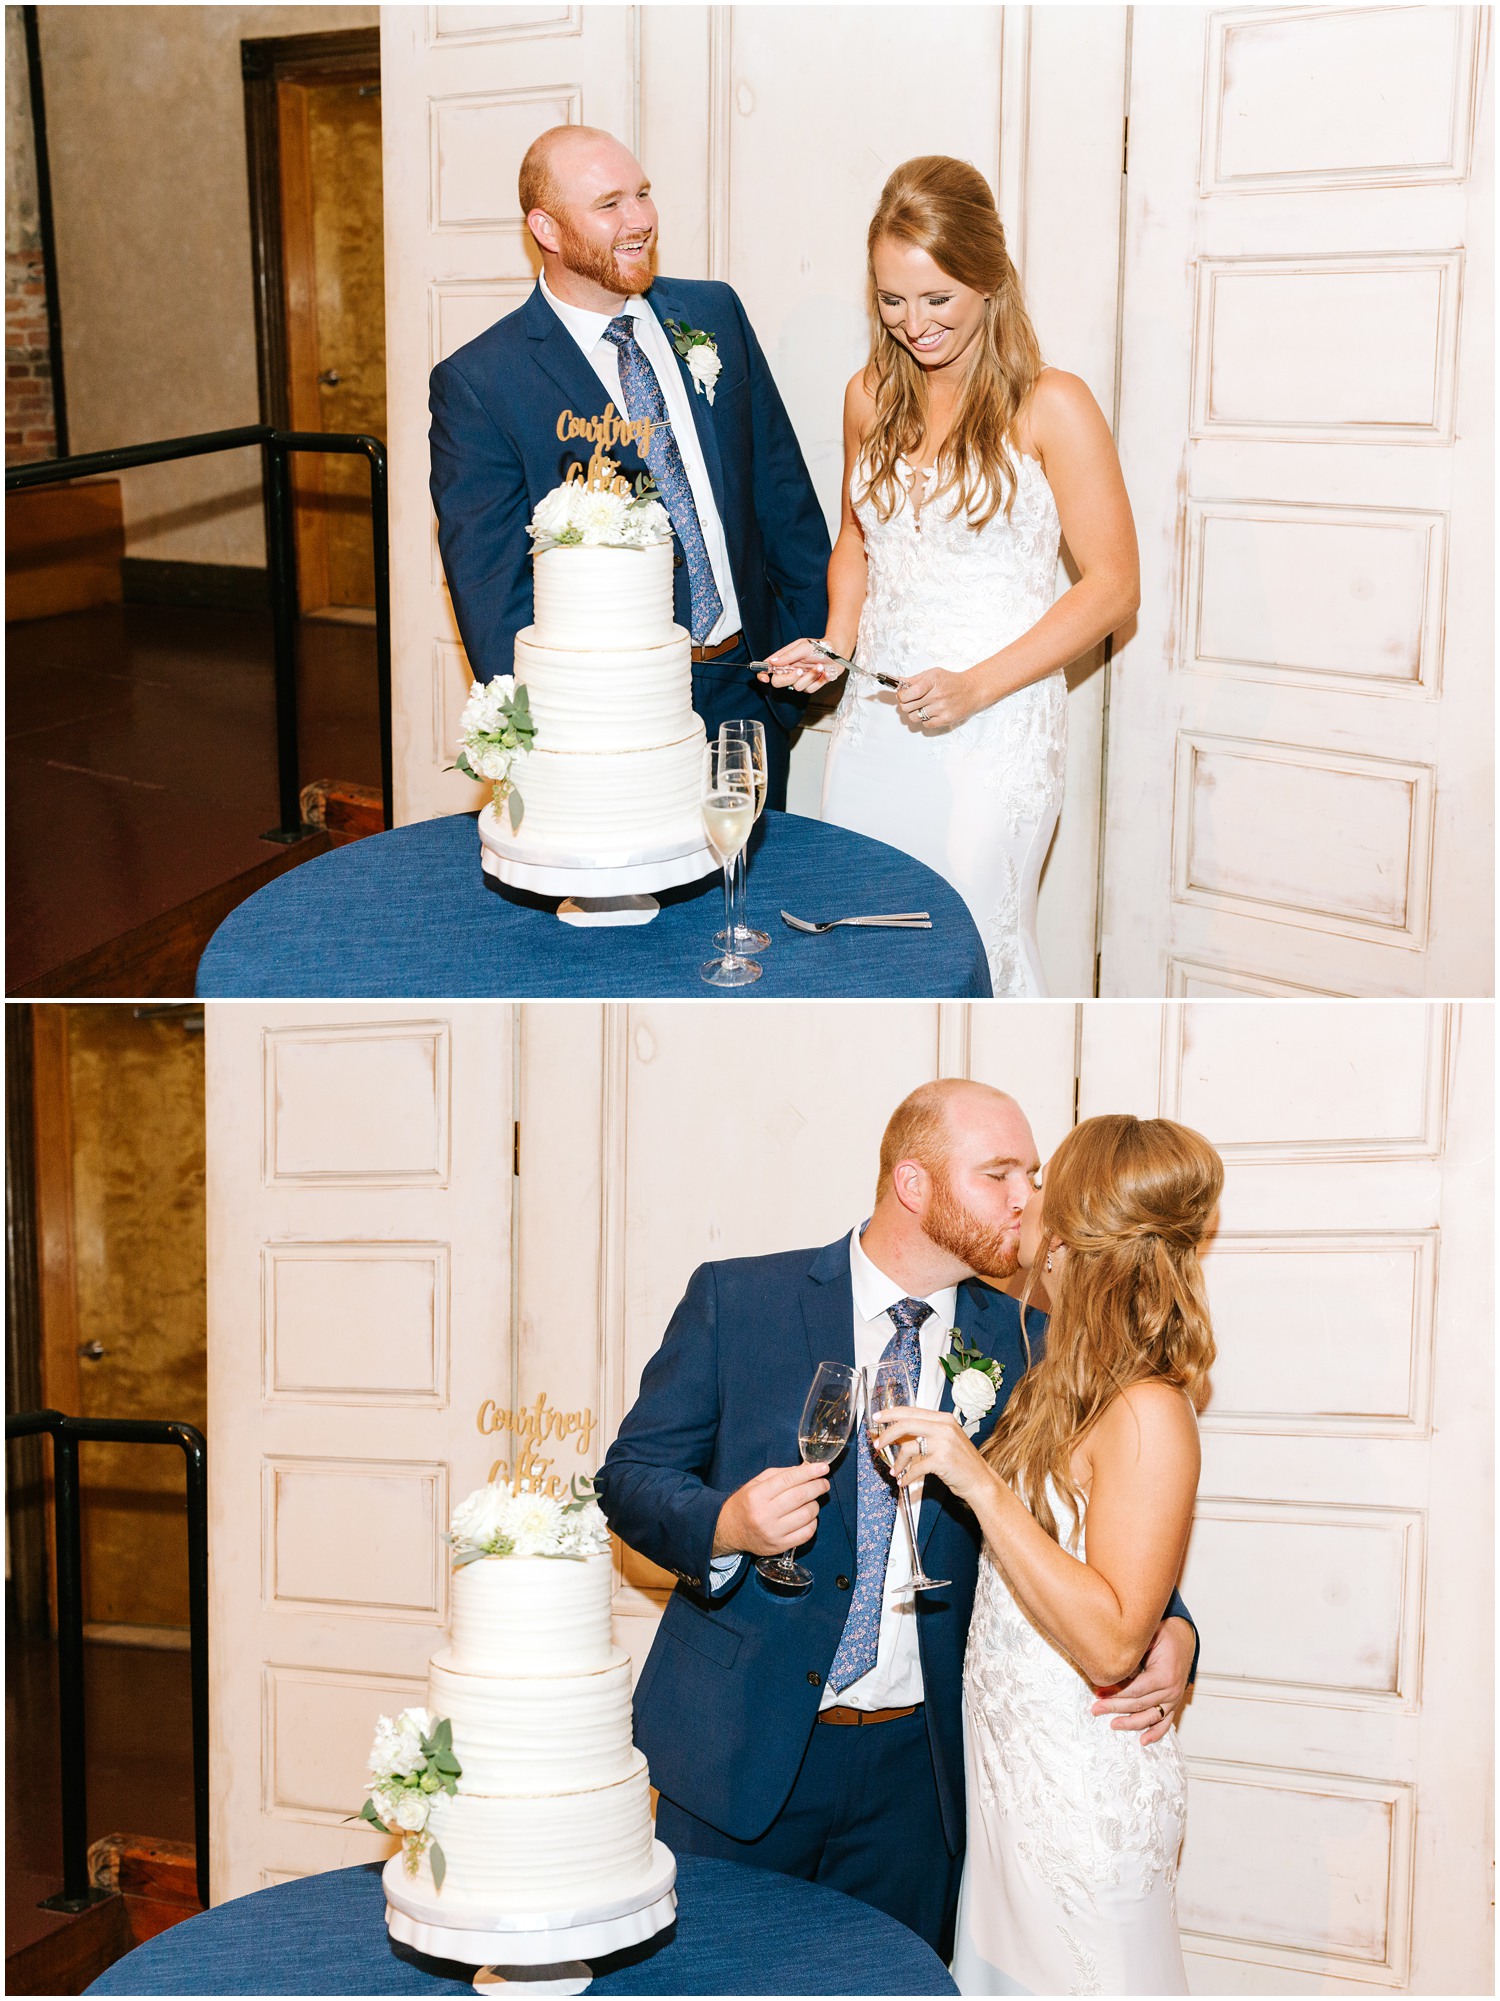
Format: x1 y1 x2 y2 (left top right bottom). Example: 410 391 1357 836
922 1165 1023 1280
553 211 655 297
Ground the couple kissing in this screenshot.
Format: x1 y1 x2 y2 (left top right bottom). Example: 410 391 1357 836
595 1077 1220 1994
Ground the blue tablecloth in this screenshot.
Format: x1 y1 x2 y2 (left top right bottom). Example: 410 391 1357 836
87 1855 960 1995
196 810 992 998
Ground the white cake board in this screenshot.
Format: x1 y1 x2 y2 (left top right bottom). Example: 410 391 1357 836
383 1842 677 1995
477 803 716 924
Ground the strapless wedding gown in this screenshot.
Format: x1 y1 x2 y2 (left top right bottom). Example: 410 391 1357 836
819 455 1067 996
951 1489 1188 1997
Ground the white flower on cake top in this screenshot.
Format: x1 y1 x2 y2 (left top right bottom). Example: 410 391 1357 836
445 1475 611 1566
526 463 671 554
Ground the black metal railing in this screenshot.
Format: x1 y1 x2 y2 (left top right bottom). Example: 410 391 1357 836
5 1410 210 1911
5 425 393 834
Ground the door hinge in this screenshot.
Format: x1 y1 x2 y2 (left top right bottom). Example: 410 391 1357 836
512 1121 521 1178
1122 116 1129 175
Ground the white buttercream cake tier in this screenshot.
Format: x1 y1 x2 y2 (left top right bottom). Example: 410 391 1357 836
513 629 696 753
505 729 706 858
428 1650 637 1794
418 1754 655 1916
531 542 675 650
445 1553 614 1675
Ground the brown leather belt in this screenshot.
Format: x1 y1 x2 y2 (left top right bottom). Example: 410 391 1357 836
690 630 744 664
817 1704 918 1727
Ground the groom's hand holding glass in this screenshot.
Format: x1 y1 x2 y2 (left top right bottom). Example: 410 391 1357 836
712 1462 830 1560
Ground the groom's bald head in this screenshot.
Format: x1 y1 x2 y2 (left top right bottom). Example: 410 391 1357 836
519 125 640 230
875 1078 1025 1202
519 125 657 301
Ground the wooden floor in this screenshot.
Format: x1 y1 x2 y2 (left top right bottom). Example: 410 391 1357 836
6 603 382 992
6 1635 198 1868
6 1634 196 1984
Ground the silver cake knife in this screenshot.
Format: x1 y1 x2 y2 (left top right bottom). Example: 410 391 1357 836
748 641 901 691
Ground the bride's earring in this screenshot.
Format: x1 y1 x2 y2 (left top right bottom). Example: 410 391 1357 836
1045 1249 1054 1272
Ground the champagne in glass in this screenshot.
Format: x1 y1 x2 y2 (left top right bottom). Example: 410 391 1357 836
716 720 771 953
699 738 761 988
757 1360 861 1590
868 1357 950 1592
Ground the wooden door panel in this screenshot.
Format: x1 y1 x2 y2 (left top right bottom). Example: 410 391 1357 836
207 1003 512 1900
1079 999 1491 1993
1100 7 1492 998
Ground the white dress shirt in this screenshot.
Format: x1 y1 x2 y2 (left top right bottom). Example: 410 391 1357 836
709 1227 956 1713
538 273 740 644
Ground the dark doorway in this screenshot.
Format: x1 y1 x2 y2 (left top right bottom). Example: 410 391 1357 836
243 29 385 621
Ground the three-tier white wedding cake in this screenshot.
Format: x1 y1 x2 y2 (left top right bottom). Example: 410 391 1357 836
503 480 707 859
378 1482 656 1921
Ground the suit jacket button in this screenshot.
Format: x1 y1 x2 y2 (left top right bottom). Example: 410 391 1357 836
836 1575 851 1591
807 1670 822 1687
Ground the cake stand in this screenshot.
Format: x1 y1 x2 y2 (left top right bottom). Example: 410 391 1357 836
383 1841 678 1995
478 803 716 926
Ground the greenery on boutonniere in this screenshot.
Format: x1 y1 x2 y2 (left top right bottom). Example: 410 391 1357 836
942 1332 1004 1437
356 1709 461 1891
662 318 722 405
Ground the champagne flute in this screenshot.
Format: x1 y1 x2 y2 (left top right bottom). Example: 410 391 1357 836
756 1360 861 1590
699 737 761 987
868 1357 950 1592
716 720 771 953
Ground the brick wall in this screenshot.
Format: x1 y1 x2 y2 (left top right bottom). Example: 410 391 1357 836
6 249 56 464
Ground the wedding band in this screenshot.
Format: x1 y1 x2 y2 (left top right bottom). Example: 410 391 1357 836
918 1437 928 1456
1157 1703 1168 1721
918 705 931 721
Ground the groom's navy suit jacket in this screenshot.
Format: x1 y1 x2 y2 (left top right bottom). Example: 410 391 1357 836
428 277 831 707
597 1236 1037 1857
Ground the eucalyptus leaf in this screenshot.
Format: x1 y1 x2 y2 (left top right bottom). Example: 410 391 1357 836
508 788 525 832
431 1841 447 1893
359 1799 391 1834
456 750 476 782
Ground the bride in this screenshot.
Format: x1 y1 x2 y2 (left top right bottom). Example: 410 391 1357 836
763 156 1138 996
875 1112 1220 1995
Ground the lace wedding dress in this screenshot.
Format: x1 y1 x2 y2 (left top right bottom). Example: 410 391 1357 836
819 450 1067 996
951 1485 1188 1996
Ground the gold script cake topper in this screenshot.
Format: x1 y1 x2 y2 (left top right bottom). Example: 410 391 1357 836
477 1391 598 1497
556 403 655 495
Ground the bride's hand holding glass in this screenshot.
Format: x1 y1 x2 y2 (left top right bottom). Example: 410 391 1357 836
872 1402 994 1506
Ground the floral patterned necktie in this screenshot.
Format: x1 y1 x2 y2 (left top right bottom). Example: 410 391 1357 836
602 314 724 645
827 1297 932 1693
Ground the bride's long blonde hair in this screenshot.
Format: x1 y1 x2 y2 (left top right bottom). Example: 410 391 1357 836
860 155 1043 534
984 1114 1223 1547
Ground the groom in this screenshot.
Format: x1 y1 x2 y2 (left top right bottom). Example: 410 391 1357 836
428 124 831 811
596 1079 1197 1953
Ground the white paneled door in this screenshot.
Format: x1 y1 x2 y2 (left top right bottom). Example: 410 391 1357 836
206 1006 513 1899
380 4 637 827
1080 1002 1492 1993
1101 7 1493 997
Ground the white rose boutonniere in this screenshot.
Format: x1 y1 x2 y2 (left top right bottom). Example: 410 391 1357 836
663 317 722 406
941 1332 1004 1438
